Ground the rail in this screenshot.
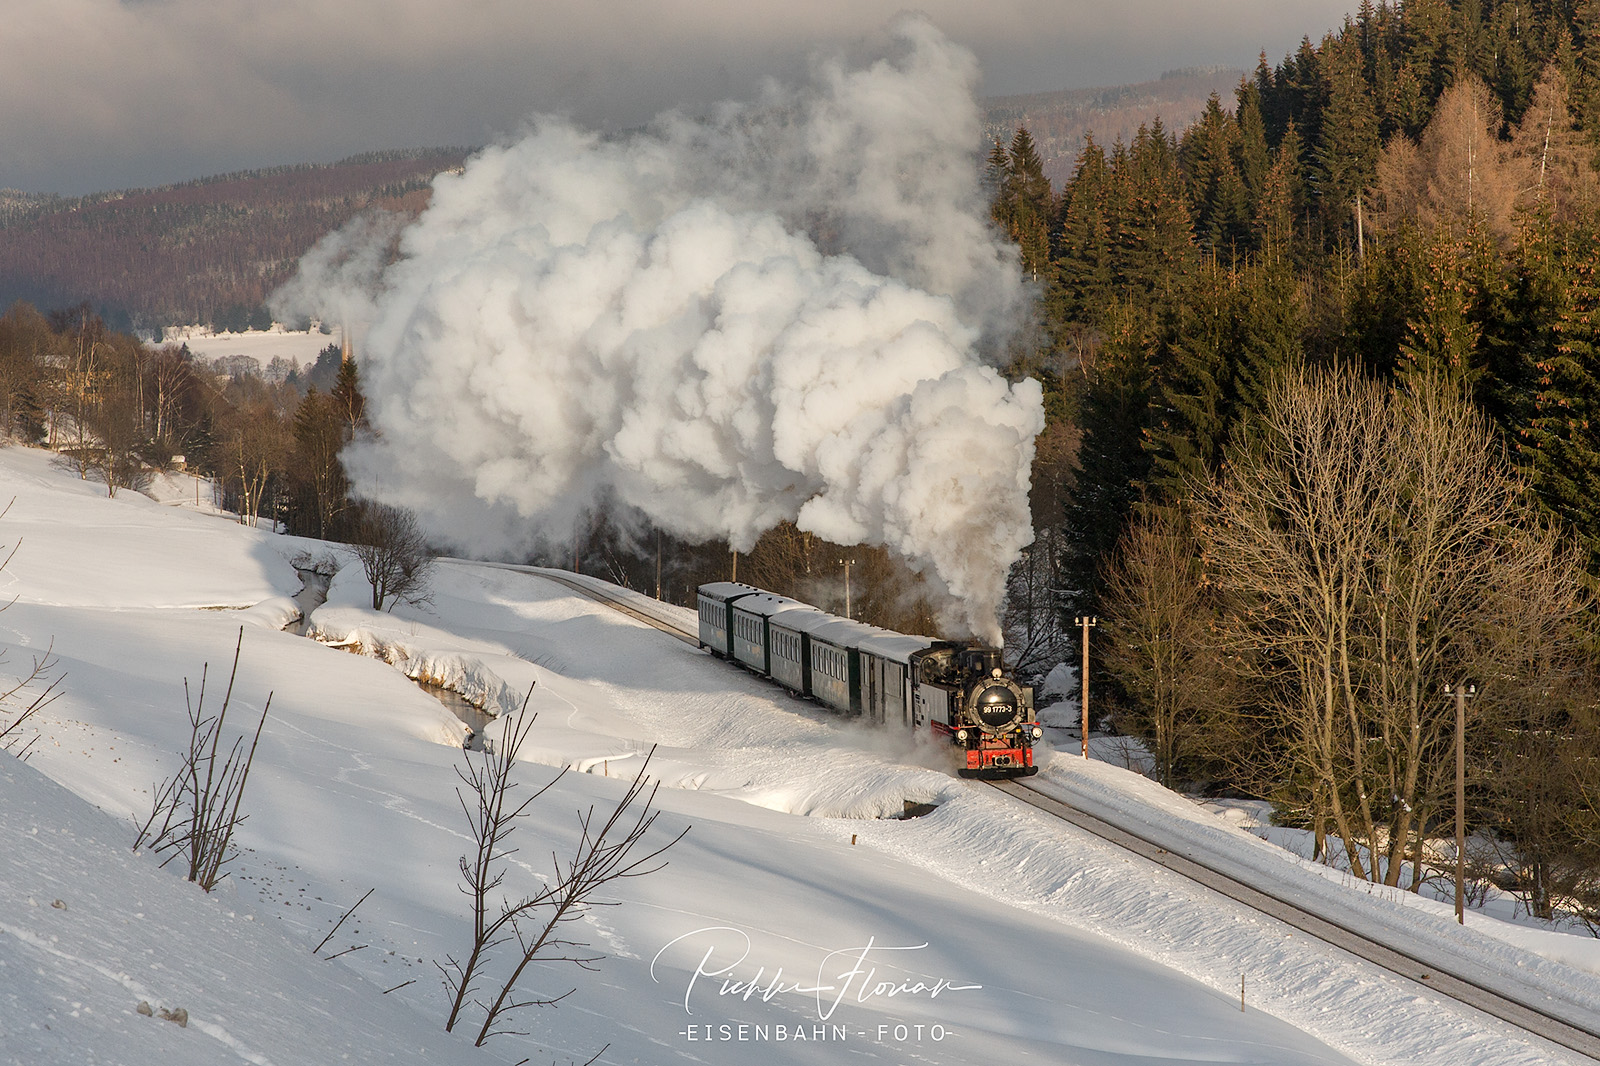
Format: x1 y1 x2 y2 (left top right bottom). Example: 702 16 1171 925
468 562 1600 1062
988 778 1600 1063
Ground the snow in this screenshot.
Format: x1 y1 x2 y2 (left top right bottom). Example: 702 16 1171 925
158 325 342 368
0 440 1595 1065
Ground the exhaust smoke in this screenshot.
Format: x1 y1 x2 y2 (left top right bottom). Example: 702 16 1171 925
274 17 1043 642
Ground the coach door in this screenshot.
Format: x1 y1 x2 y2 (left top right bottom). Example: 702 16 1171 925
864 657 884 724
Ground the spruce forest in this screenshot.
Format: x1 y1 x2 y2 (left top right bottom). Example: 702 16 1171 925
1 0 1599 930
992 0 1600 925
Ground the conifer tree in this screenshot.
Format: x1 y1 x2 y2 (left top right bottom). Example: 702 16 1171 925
1315 37 1381 248
1234 80 1273 206
1110 122 1197 304
1143 270 1231 502
1057 306 1155 620
1256 122 1305 255
1398 230 1483 385
1050 134 1115 327
1007 127 1055 280
986 139 1013 232
1523 232 1600 572
1180 95 1252 262
332 357 366 433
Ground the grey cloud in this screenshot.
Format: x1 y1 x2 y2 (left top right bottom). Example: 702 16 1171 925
2 1 1359 194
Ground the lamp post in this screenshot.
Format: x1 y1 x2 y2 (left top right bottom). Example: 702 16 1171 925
839 558 857 618
1444 681 1476 925
1074 615 1097 758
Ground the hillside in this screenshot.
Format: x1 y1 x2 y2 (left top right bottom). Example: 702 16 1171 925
2 443 1597 1065
0 149 468 332
982 66 1247 187
0 70 1244 332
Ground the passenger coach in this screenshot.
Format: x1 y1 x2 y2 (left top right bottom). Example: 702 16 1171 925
694 581 1041 778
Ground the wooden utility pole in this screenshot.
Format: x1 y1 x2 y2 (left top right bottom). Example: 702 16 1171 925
1075 615 1097 758
840 558 856 618
1445 682 1476 924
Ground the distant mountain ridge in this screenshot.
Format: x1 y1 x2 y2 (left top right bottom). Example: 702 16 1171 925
983 66 1248 187
0 73 1242 330
0 148 470 332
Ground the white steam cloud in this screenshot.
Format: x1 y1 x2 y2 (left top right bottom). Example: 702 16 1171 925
274 17 1043 642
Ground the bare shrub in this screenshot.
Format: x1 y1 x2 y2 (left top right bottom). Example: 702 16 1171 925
0 505 63 757
351 501 435 611
439 687 686 1049
0 642 60 759
133 629 270 892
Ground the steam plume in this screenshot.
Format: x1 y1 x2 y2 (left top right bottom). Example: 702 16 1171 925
274 17 1043 642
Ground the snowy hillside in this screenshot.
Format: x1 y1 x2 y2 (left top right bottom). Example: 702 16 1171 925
0 443 1593 1065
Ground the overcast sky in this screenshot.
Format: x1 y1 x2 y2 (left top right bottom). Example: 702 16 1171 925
2 1 1360 196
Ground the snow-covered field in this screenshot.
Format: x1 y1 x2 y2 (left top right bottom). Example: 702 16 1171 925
157 325 341 368
0 442 1594 1065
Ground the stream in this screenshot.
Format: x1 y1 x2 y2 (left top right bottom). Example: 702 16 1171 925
290 566 493 751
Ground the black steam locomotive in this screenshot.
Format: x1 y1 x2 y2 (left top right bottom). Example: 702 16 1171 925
695 582 1041 777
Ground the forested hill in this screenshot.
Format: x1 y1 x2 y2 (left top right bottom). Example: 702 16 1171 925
0 149 469 333
0 75 1245 336
983 67 1246 188
980 0 1600 915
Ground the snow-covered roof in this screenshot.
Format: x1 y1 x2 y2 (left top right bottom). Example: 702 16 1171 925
697 581 761 604
768 606 839 634
854 631 934 663
730 592 814 619
807 617 884 650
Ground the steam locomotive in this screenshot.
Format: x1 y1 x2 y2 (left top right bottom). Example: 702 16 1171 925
696 582 1041 777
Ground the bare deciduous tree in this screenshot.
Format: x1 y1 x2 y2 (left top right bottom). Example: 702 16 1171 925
1192 368 1587 886
1509 63 1600 222
84 357 147 497
439 693 686 1050
219 398 289 526
351 502 436 611
1099 506 1234 788
1368 74 1520 240
133 630 270 892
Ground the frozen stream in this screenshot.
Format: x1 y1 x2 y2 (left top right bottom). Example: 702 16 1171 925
291 565 493 749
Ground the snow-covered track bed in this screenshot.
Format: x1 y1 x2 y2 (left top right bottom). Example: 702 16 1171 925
458 561 700 645
501 562 1600 1061
990 777 1600 1062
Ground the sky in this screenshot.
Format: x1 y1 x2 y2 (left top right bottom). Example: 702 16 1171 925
3 0 1361 196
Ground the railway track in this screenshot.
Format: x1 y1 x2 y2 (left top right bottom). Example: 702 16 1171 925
988 779 1600 1063
462 561 701 646
495 564 1600 1061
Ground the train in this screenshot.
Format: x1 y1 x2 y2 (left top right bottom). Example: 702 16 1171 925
695 581 1041 778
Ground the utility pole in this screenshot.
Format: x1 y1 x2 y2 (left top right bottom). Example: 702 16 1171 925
1445 682 1476 925
839 558 856 618
1075 615 1097 758
655 528 662 600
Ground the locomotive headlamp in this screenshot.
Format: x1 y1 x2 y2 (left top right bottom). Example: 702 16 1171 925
957 729 968 741
991 668 1002 678
1032 726 1043 739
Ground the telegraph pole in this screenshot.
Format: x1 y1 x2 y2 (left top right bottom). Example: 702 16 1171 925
839 558 856 618
1075 615 1097 758
1445 681 1476 925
